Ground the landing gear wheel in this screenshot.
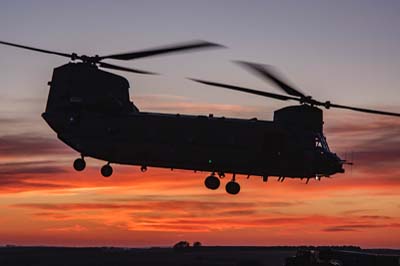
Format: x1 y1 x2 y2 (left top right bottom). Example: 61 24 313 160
225 181 240 195
101 164 113 177
73 158 86 171
140 166 147 172
204 175 220 190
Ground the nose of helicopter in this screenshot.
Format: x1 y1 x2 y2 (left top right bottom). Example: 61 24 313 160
330 153 345 174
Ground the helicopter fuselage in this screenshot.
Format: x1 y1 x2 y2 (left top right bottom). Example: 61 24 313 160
42 63 344 179
42 110 342 178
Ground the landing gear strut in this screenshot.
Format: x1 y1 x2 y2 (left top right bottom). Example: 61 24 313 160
277 176 285 182
73 157 86 171
204 173 220 190
101 163 113 177
225 174 240 195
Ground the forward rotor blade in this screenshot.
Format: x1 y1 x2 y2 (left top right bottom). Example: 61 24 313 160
99 62 157 75
100 40 225 61
0 40 72 58
190 78 297 101
328 103 400 117
236 61 306 98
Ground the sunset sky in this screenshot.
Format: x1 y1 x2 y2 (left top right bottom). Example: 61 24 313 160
0 0 399 248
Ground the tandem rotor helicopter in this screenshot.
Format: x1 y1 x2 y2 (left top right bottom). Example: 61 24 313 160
1 40 399 195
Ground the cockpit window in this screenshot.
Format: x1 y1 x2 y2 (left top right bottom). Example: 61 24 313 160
315 134 330 151
315 137 323 148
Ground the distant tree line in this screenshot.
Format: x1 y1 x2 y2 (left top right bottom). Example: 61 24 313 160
173 241 202 251
172 243 362 252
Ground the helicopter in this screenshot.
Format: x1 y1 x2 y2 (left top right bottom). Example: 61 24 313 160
1 40 399 195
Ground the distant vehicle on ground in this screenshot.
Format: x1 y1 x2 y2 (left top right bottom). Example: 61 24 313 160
285 248 400 266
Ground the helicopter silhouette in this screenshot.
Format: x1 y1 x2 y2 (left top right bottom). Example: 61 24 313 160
1 40 399 195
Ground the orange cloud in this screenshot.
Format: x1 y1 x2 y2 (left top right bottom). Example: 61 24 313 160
0 134 71 157
45 224 88 232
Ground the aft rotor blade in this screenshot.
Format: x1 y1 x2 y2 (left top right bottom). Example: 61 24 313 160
236 61 306 98
100 40 225 61
0 40 72 58
99 62 157 75
190 78 297 101
328 103 400 117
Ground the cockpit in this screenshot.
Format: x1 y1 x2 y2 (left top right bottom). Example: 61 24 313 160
311 133 344 176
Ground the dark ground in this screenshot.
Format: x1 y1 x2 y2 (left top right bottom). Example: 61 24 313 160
0 246 399 266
